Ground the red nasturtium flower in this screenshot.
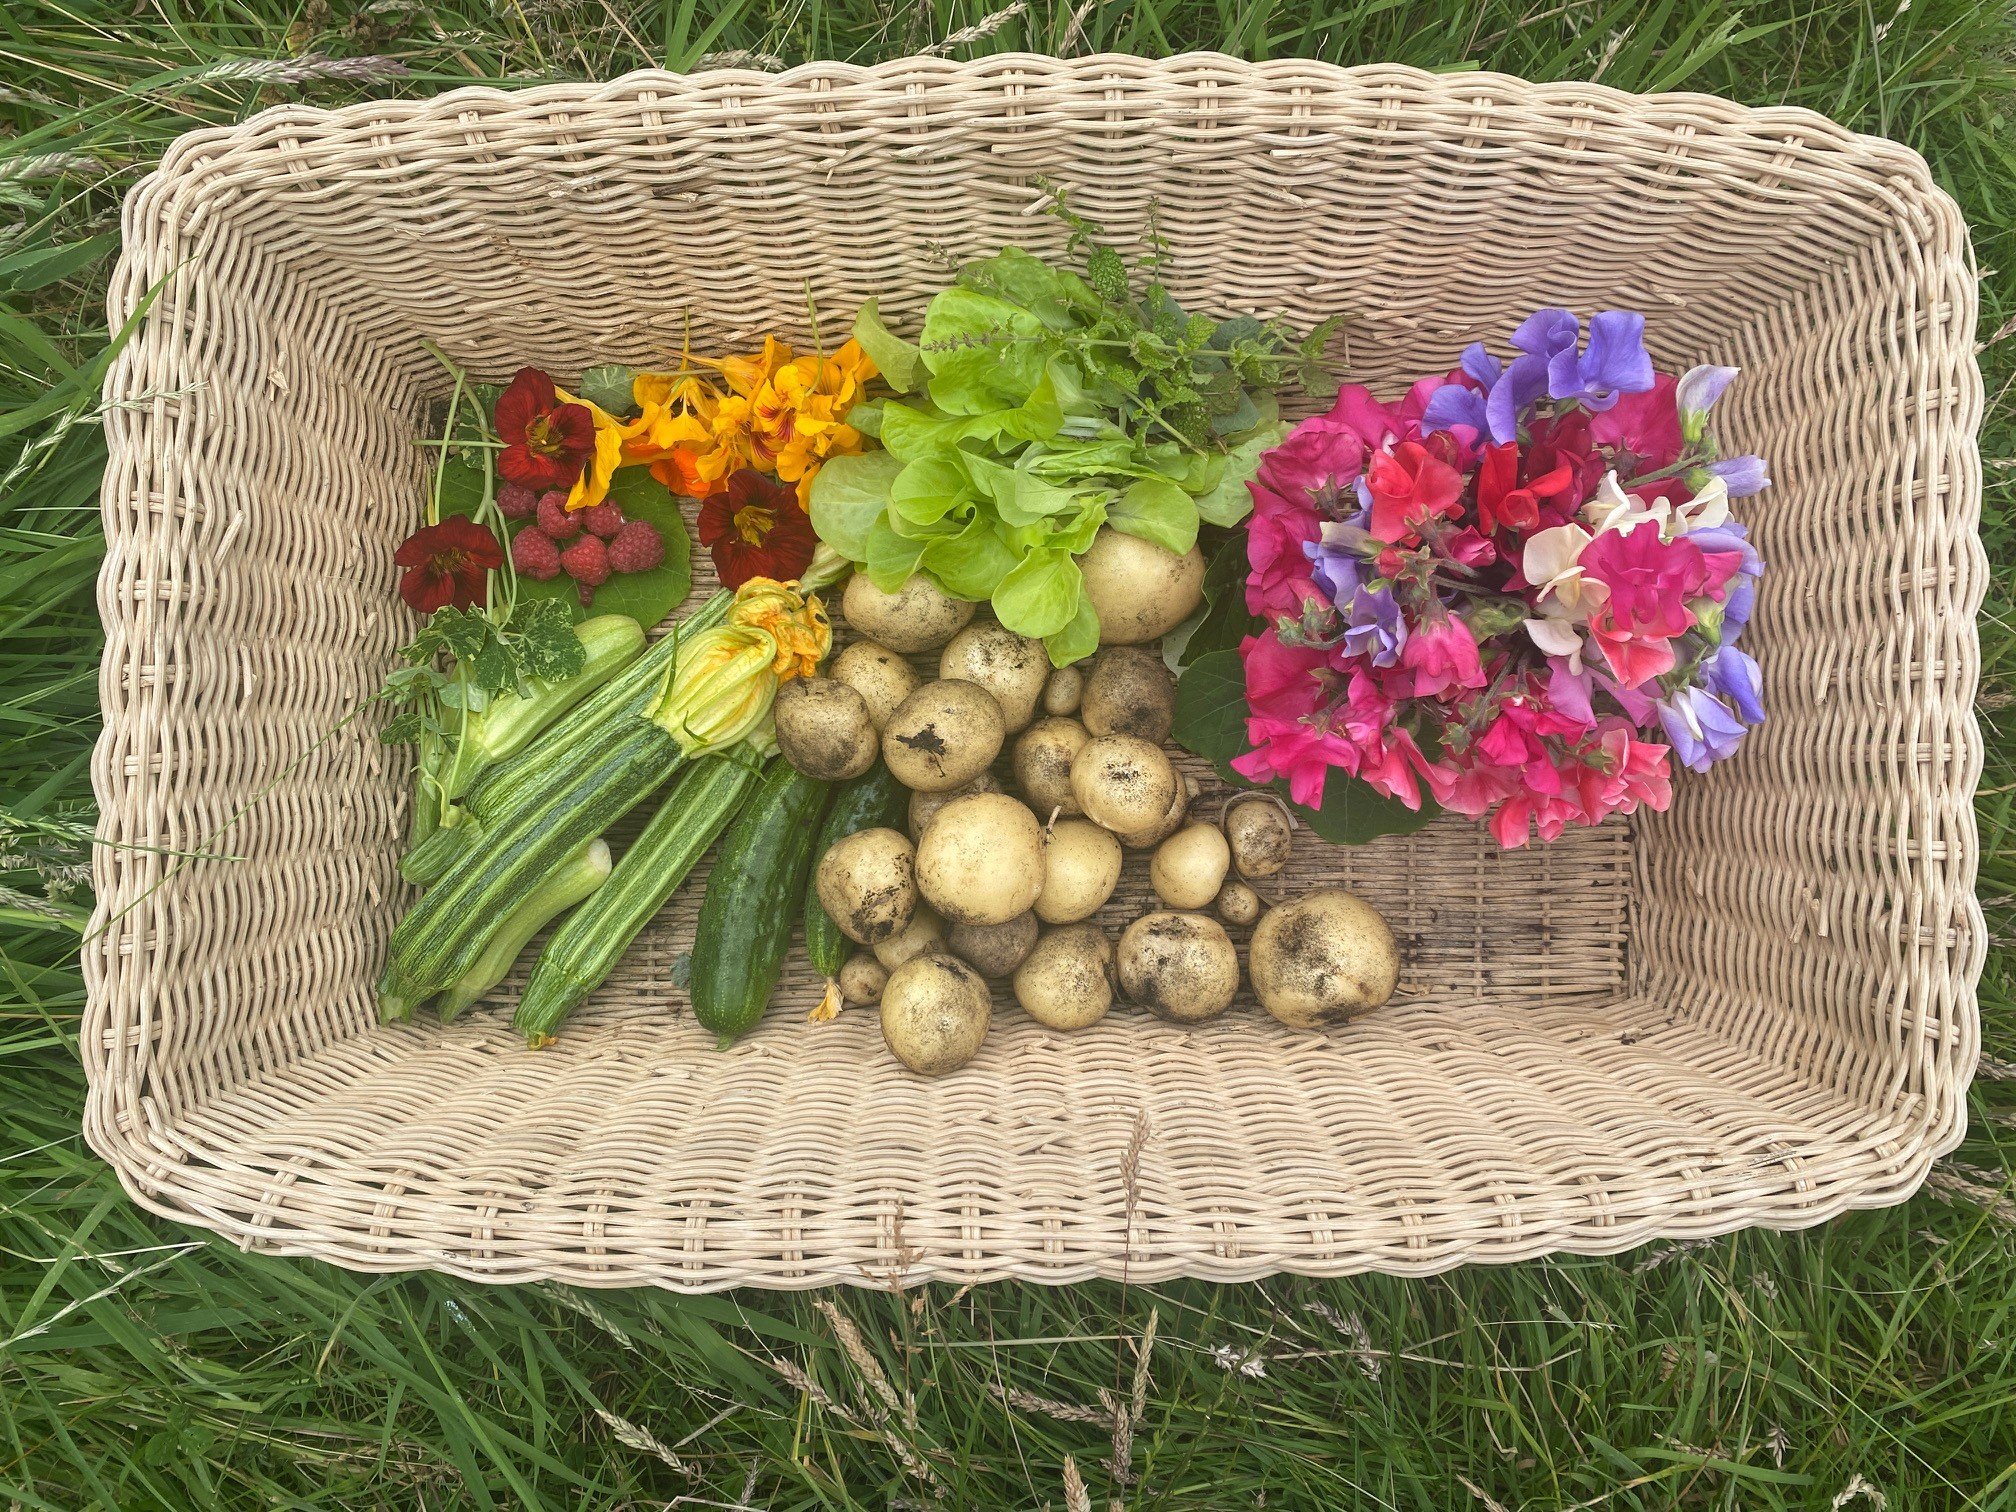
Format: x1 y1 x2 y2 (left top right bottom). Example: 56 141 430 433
394 516 503 614
494 367 596 491
697 468 818 588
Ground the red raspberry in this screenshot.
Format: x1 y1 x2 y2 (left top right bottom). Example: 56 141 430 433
581 501 626 539
560 533 611 588
510 526 562 581
536 491 580 541
497 482 538 520
607 519 665 574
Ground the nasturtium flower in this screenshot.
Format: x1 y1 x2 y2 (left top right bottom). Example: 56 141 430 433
698 468 819 588
555 391 629 513
394 516 503 614
495 367 596 491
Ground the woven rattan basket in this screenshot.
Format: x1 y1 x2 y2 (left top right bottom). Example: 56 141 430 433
87 55 1985 1289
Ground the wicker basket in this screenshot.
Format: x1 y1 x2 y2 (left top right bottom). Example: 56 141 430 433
87 56 1985 1290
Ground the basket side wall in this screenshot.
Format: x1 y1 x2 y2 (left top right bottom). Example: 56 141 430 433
1633 203 1985 1171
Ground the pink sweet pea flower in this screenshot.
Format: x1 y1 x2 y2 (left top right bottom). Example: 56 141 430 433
1365 441 1466 543
1590 372 1683 473
1398 611 1487 699
1255 383 1396 503
1587 607 1677 690
1245 492 1324 618
1577 522 1705 639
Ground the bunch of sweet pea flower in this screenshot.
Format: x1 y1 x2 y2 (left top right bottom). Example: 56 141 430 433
1234 308 1767 849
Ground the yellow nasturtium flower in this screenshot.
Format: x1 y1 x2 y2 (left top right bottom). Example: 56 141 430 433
555 388 632 512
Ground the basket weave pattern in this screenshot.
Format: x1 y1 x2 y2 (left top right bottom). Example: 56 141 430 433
88 57 1984 1288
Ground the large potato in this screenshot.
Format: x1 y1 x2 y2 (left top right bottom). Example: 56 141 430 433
916 793 1046 926
831 640 922 730
842 572 974 653
813 827 916 945
880 955 991 1075
1079 646 1176 743
1249 889 1399 1029
939 622 1048 732
1070 735 1179 840
1116 912 1239 1023
772 677 878 781
882 679 1005 792
1012 717 1089 819
1034 819 1122 924
1077 529 1205 644
1013 924 1114 1030
1150 822 1231 911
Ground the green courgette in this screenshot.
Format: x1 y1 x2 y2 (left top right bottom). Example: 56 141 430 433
377 718 686 1020
803 764 907 1019
514 751 764 1046
688 762 833 1046
438 838 611 1021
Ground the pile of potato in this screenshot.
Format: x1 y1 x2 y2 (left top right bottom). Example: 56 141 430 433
773 568 1401 1076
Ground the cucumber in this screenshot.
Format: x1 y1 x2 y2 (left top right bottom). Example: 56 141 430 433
377 718 685 1020
802 765 907 1019
514 751 764 1046
438 838 611 1021
688 762 833 1046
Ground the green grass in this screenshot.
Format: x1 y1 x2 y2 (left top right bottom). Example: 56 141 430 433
3 2 2014 1506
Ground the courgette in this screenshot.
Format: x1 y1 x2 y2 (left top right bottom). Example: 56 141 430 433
514 752 764 1046
377 718 686 1019
688 762 833 1046
437 838 611 1020
803 765 907 1020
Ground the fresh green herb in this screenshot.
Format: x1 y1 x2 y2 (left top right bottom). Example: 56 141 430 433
811 201 1331 665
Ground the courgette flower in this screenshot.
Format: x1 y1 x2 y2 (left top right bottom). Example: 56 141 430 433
727 576 832 682
649 624 781 757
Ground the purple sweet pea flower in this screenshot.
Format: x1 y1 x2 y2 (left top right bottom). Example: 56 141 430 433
1460 342 1503 389
1303 535 1362 607
1702 643 1765 725
1707 454 1771 497
1421 382 1490 437
1547 310 1656 412
1658 686 1748 772
1683 521 1764 580
1340 585 1407 667
1476 308 1582 443
1676 364 1739 441
1719 574 1756 645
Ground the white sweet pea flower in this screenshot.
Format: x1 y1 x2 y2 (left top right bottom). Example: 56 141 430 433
1524 616 1585 673
1669 473 1730 534
1522 522 1608 621
1581 471 1670 539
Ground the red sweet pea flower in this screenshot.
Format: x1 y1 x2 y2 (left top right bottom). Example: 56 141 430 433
394 516 503 614
495 367 596 491
1522 409 1604 510
1476 442 1574 537
1365 441 1464 542
697 468 818 587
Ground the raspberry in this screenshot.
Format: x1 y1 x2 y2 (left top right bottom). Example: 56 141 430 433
607 519 665 574
560 533 611 588
536 491 581 541
497 482 538 520
510 526 562 580
578 581 597 608
581 501 626 539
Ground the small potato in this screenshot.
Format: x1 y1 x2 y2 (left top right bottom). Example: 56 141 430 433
874 906 946 971
1013 717 1089 819
1151 822 1231 911
1013 923 1114 1030
1226 797 1293 880
842 572 974 653
1215 880 1264 928
832 640 922 730
772 677 878 782
916 793 1046 926
939 623 1048 733
909 772 1000 839
883 679 1005 793
1080 646 1177 744
1116 912 1239 1024
1042 664 1085 717
1035 819 1123 924
814 827 916 945
1071 735 1180 840
946 911 1039 979
1249 889 1400 1029
1117 773 1195 850
838 953 888 1005
881 955 992 1075
1078 528 1205 645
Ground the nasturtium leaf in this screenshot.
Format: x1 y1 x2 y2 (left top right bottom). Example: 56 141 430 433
432 605 493 662
575 364 640 417
808 450 902 562
991 547 1083 639
509 467 693 630
851 299 924 394
505 597 590 684
1107 475 1198 556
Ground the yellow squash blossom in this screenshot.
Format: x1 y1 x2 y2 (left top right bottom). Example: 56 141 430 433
727 577 831 682
649 624 781 757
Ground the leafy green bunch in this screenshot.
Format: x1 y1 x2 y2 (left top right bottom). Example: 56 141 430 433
377 599 585 749
810 221 1332 664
